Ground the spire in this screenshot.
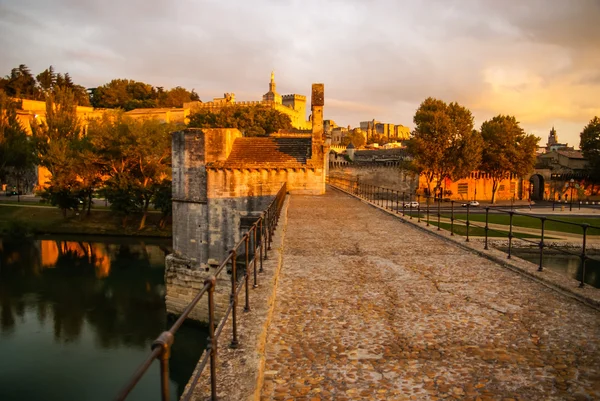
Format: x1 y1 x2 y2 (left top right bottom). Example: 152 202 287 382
269 70 276 93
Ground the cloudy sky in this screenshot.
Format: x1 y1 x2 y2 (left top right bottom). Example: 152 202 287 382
1 0 599 147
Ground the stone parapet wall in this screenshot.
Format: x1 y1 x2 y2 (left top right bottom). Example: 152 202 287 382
330 167 417 193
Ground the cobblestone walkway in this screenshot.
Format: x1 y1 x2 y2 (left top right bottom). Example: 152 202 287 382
260 190 600 401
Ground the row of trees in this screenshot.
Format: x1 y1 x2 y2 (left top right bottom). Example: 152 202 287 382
409 97 539 203
1 65 90 106
187 104 292 136
0 86 178 229
0 64 200 109
90 79 199 110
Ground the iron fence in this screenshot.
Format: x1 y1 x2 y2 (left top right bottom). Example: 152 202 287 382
115 183 287 401
328 176 600 288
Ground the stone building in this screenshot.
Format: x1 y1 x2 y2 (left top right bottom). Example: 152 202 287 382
359 119 410 143
165 83 327 321
184 72 312 130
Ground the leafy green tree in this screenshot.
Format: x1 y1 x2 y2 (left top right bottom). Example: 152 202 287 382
0 90 36 195
36 66 56 94
157 86 200 108
480 115 539 203
90 79 156 110
409 97 481 197
0 65 40 99
341 130 366 148
152 179 172 229
188 105 292 136
89 111 177 228
31 87 84 215
580 116 600 189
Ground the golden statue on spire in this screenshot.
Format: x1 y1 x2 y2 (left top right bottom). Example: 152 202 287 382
271 70 275 83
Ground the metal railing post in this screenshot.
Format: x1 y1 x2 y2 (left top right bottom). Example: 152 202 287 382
507 212 514 259
402 192 406 216
538 218 545 272
484 207 489 249
450 201 454 236
396 191 399 214
465 203 470 242
580 224 589 288
230 251 239 348
417 195 421 223
259 218 264 271
151 331 174 401
437 197 441 230
253 226 258 289
206 276 218 401
244 235 250 311
426 196 430 226
385 188 389 209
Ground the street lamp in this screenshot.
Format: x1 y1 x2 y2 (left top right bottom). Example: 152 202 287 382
568 179 575 212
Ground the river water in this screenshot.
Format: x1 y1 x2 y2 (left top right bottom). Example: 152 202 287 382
508 249 600 288
0 236 206 401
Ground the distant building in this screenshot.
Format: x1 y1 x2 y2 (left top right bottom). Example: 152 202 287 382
184 72 312 130
359 119 410 143
545 127 573 152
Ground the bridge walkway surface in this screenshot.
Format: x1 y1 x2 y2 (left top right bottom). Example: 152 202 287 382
259 188 600 401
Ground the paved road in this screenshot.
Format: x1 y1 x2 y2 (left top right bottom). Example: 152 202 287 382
260 189 600 400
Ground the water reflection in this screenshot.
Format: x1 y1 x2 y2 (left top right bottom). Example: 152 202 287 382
0 237 205 401
508 249 600 288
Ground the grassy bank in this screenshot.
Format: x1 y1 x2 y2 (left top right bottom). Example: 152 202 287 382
0 205 171 237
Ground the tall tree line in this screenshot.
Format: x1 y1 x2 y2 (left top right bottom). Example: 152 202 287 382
0 64 200 109
30 87 178 229
408 97 539 203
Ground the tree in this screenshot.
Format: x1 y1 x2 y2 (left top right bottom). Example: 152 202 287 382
152 179 172 229
341 130 366 148
89 111 178 228
580 117 600 189
408 97 481 198
0 90 36 196
31 87 84 216
157 86 200 108
90 79 156 110
0 65 40 100
480 115 539 203
188 105 292 136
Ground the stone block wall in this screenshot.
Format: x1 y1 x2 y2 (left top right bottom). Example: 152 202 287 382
330 166 417 194
165 254 231 322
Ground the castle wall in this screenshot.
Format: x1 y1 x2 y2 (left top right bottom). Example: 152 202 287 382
330 165 417 194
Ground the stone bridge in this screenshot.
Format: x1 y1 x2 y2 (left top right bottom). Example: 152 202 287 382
185 187 600 401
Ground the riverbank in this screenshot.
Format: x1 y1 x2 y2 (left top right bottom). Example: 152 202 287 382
0 204 172 238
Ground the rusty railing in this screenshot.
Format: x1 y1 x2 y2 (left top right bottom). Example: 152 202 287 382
328 176 600 288
115 183 287 401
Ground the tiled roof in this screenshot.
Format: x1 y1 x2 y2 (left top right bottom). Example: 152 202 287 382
219 137 312 168
558 150 584 159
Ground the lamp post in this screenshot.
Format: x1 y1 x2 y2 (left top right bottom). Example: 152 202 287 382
568 179 575 212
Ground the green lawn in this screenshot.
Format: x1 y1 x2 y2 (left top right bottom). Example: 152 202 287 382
446 213 600 236
432 221 544 239
0 205 171 237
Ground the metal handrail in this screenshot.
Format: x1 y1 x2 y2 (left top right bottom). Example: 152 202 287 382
115 182 287 401
328 176 599 288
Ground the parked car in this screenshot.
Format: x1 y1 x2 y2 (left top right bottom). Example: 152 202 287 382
461 201 480 207
403 201 420 208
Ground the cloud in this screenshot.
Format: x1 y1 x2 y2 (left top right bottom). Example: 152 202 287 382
1 0 599 147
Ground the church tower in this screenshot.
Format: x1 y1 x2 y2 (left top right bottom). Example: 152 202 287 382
263 71 282 104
